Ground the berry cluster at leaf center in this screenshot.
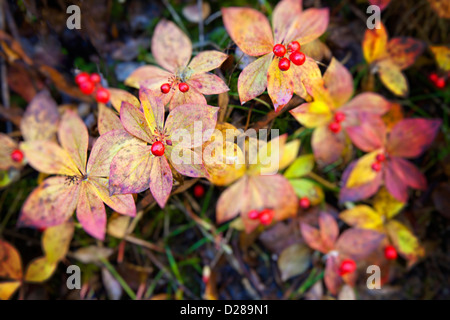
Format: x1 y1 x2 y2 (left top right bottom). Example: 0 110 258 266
273 41 306 72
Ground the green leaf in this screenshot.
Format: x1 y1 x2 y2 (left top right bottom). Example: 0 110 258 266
284 154 315 178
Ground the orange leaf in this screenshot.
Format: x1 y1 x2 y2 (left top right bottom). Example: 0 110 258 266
0 240 23 280
363 22 388 64
0 281 21 300
221 7 273 57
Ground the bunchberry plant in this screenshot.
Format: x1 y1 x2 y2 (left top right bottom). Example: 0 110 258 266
126 20 229 111
19 110 137 239
222 0 329 111
108 88 218 208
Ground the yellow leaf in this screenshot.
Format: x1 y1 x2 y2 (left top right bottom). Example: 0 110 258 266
363 22 388 64
430 45 450 72
377 59 408 97
0 240 23 280
279 139 301 171
339 205 383 230
107 213 131 239
0 281 22 300
373 187 405 220
290 101 332 128
346 150 381 188
284 154 314 179
248 134 287 175
386 220 424 266
108 88 140 112
24 257 57 283
42 221 74 263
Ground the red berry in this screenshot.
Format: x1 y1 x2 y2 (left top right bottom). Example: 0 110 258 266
248 209 260 220
259 209 274 226
328 121 341 133
273 44 286 57
193 184 205 198
376 153 386 162
90 73 101 84
371 161 382 172
436 77 446 89
179 82 189 93
429 73 438 83
287 41 301 52
151 141 165 156
384 245 398 260
10 149 24 163
161 83 171 94
334 112 346 123
79 80 95 95
338 259 357 276
75 72 90 85
289 51 306 66
299 197 310 209
278 57 290 71
95 88 110 103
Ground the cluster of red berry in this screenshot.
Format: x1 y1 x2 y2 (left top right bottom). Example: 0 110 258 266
429 72 447 89
371 153 386 172
273 41 306 71
248 208 275 225
10 149 24 163
75 72 110 103
161 82 189 94
328 112 345 134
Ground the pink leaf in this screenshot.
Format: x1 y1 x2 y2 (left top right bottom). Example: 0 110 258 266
120 101 154 143
346 114 386 152
187 51 228 75
189 73 229 95
77 182 107 240
149 156 173 208
237 54 272 105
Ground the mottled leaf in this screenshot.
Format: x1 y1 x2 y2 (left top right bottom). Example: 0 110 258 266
188 51 228 75
19 177 80 229
149 156 173 208
189 73 229 95
152 20 192 72
430 45 450 72
120 101 154 143
109 144 153 195
287 8 329 45
20 140 79 176
0 134 20 170
125 66 172 91
387 37 425 70
272 0 302 44
21 90 59 142
373 187 405 220
77 182 107 240
267 57 294 112
237 54 272 105
98 103 122 135
87 129 144 177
